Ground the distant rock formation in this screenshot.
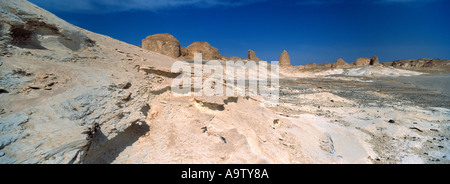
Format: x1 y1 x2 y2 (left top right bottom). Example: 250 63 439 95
142 33 181 58
387 58 449 68
320 62 332 68
352 57 371 67
220 55 228 60
304 63 318 69
331 58 350 68
248 49 261 61
279 50 291 67
370 56 379 66
228 56 244 61
423 59 446 67
181 42 226 60
141 34 227 60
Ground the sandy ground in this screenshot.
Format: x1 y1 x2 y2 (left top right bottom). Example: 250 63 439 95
85 67 449 164
273 73 449 164
395 73 450 97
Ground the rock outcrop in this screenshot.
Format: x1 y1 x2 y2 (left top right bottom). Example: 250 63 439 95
370 56 379 66
0 0 95 52
141 34 228 61
331 58 350 68
248 49 261 61
352 57 371 67
180 47 188 58
388 58 449 68
228 56 245 61
0 0 176 164
320 62 333 68
180 42 226 60
279 50 291 67
304 63 318 69
142 33 181 58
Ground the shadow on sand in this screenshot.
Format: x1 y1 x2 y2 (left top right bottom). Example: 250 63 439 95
83 123 150 164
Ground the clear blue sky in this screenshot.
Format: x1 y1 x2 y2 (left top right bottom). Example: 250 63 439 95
29 0 450 65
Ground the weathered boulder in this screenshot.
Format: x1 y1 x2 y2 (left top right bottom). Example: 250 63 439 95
331 58 350 68
352 57 371 67
180 42 225 60
370 56 379 66
248 49 261 61
320 62 333 68
142 33 181 58
279 50 291 67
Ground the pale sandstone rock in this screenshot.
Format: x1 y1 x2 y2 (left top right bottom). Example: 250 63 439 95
228 56 244 61
0 0 95 52
180 42 225 60
279 50 291 67
248 49 261 61
370 55 379 66
142 33 181 58
332 58 350 68
352 57 371 67
320 62 333 68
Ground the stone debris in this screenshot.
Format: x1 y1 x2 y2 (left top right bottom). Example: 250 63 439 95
220 136 227 144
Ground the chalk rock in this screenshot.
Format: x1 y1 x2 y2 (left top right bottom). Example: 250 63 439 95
370 56 380 66
142 33 181 58
181 42 225 60
352 57 371 67
332 58 350 68
279 50 291 67
248 49 261 61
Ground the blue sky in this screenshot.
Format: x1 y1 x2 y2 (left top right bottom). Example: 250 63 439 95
29 0 450 65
